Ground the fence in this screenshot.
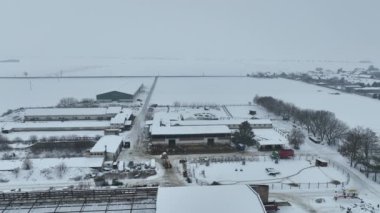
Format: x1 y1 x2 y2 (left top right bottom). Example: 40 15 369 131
187 154 350 190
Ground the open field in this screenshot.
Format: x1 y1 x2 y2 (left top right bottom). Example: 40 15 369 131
0 57 372 77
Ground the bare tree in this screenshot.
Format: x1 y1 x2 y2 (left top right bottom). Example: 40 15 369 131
0 134 11 151
288 128 305 149
12 167 20 178
0 134 8 143
360 128 378 177
339 127 366 167
22 157 33 170
325 117 349 146
80 98 96 107
309 110 334 141
55 162 67 178
297 109 314 133
57 97 78 108
173 101 181 107
370 156 380 182
29 135 38 144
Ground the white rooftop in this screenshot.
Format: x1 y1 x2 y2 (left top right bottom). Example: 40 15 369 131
24 108 109 116
2 121 110 131
110 112 130 125
90 135 123 154
254 129 287 146
171 119 272 127
156 185 266 213
151 125 231 136
106 106 122 114
354 87 380 91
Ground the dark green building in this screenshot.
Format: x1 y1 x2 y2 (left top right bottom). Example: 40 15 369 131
96 91 134 102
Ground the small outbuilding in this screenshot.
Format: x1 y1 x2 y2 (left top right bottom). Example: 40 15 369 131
254 129 287 151
315 158 328 167
90 135 124 161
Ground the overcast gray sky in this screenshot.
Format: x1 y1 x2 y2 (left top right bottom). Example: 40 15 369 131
1 0 379 62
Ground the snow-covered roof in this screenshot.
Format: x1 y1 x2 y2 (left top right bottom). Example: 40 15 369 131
354 87 380 91
171 119 272 127
156 185 266 213
255 129 287 146
2 121 110 131
110 112 129 125
90 135 123 154
5 130 103 141
24 108 109 116
106 106 122 114
150 125 231 136
344 85 362 88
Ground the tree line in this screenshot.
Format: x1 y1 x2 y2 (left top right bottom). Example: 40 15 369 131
254 96 379 175
254 95 349 145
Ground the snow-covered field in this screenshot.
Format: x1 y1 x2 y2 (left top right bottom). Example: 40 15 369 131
0 157 102 191
0 57 373 77
0 77 153 115
152 77 380 134
226 105 269 119
190 158 346 186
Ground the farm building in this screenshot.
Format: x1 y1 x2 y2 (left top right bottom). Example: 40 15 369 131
96 83 144 102
344 85 362 92
1 121 111 133
171 119 273 129
254 129 287 151
150 125 231 146
110 112 133 130
90 135 124 161
23 107 121 122
156 185 266 213
353 87 380 94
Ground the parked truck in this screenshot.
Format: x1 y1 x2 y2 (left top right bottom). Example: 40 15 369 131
279 149 294 159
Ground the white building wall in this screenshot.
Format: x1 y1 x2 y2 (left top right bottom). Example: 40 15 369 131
152 137 230 145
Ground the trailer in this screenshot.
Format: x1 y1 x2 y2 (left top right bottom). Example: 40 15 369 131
315 158 328 167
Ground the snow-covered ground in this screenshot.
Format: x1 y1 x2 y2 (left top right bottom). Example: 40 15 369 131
0 57 373 77
189 157 346 186
226 105 268 119
152 77 380 135
0 157 103 191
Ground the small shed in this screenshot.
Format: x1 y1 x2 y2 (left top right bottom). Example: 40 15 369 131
315 158 328 167
90 135 124 161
